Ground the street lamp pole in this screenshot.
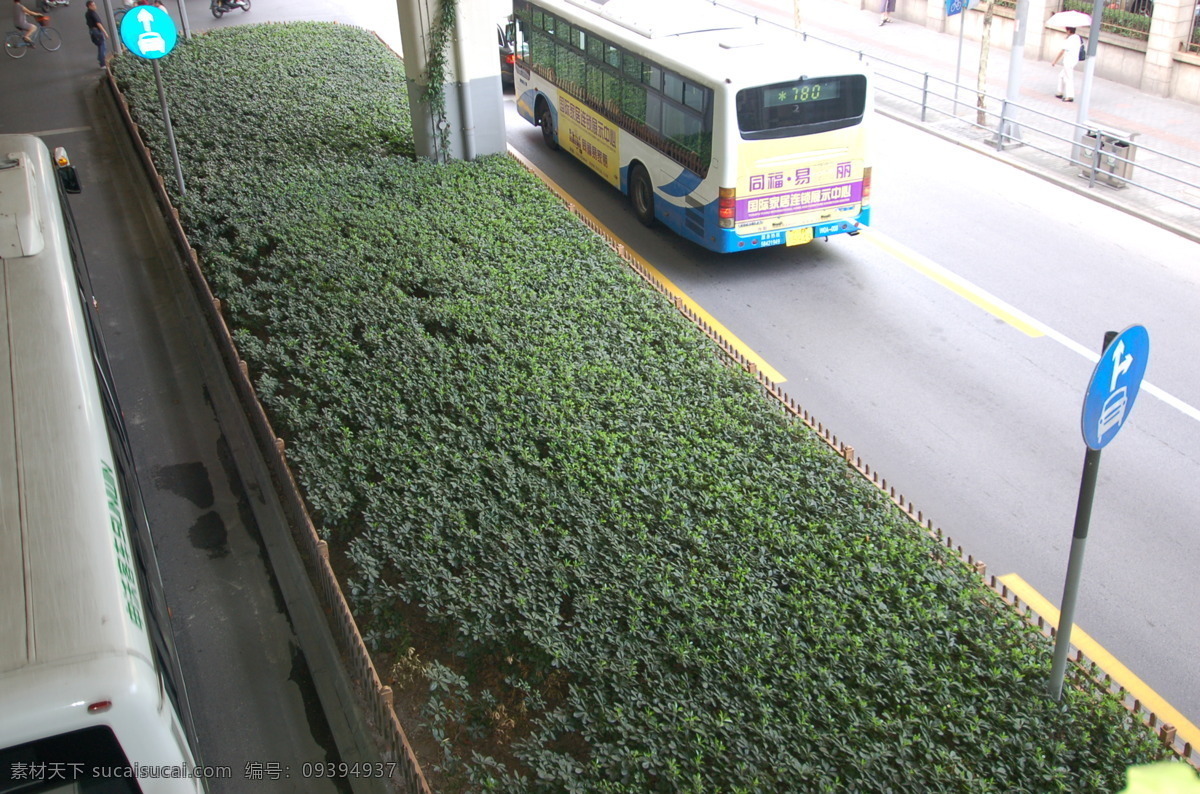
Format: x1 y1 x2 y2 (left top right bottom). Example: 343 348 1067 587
1073 0 1110 146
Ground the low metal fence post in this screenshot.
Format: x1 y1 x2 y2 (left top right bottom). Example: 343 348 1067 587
1088 133 1102 189
921 73 930 122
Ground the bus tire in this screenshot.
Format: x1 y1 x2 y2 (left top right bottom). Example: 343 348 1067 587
629 164 655 227
538 100 559 151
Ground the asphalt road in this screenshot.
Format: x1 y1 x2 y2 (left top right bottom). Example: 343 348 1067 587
7 0 1194 780
503 95 1200 731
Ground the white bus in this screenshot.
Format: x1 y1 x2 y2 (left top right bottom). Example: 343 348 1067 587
513 0 873 253
0 135 204 792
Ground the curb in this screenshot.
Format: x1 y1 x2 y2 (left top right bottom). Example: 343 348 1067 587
509 142 1200 769
102 68 429 794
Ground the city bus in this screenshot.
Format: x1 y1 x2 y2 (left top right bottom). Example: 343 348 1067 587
0 134 204 792
512 0 873 253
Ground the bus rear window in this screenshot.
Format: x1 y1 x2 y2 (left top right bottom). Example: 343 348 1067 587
736 75 867 139
0 727 141 792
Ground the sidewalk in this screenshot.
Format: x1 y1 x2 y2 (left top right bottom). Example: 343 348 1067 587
737 0 1200 242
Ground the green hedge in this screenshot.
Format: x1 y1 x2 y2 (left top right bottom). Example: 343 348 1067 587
112 22 1180 793
1062 0 1151 40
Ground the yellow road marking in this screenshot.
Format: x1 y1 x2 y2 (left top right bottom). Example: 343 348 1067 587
508 146 785 384
636 258 787 384
514 146 1195 741
999 573 1199 750
865 230 1046 338
863 229 1200 424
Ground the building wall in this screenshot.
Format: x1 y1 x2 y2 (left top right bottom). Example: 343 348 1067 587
837 0 1200 105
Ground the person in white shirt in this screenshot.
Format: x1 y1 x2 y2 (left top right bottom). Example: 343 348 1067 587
1051 27 1083 102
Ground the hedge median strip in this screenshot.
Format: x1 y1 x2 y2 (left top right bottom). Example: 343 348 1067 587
113 22 1184 793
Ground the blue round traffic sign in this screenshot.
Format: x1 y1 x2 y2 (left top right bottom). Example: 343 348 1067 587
1081 324 1150 450
120 5 177 59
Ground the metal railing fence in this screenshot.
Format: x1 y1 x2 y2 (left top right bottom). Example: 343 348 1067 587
712 0 1200 238
863 54 1200 210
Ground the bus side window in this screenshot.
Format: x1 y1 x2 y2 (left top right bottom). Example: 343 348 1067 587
643 63 662 91
623 52 640 79
586 61 605 105
603 70 621 111
605 43 620 69
662 105 705 154
529 23 549 67
557 37 584 88
622 74 647 123
664 72 685 104
645 93 663 132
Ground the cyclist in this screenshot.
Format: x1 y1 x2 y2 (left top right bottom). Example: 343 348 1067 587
12 0 41 45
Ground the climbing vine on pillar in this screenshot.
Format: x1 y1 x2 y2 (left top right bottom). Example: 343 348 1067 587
424 0 457 161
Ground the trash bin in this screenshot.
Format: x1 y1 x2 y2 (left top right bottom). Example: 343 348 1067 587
1080 127 1138 188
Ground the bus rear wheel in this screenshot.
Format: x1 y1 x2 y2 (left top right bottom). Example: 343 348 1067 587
538 102 559 151
629 164 655 227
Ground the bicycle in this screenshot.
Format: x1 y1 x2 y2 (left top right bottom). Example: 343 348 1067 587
5 19 62 58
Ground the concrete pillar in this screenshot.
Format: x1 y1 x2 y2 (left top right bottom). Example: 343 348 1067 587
1141 0 1192 95
926 0 949 34
1024 0 1049 58
396 0 507 161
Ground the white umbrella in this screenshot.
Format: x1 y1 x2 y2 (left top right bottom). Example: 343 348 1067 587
1046 9 1092 28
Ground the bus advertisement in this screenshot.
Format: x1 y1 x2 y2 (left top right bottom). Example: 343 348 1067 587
513 0 873 253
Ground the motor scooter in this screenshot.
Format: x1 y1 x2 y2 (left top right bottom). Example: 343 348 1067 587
210 0 249 18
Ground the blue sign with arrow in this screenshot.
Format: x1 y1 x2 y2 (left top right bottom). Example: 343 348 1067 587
120 5 177 59
1080 324 1149 450
1050 324 1150 700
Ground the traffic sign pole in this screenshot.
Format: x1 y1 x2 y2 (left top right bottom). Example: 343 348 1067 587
1047 328 1137 701
153 60 186 197
1047 441 1103 700
121 6 184 196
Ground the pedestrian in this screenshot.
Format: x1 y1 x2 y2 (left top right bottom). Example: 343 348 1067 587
879 0 896 25
1051 26 1083 102
12 0 40 46
84 0 109 69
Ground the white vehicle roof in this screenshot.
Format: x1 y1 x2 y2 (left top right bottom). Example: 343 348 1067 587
548 0 867 88
0 134 153 706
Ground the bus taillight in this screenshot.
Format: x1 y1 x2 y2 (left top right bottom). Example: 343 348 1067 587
718 187 736 228
861 167 872 205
